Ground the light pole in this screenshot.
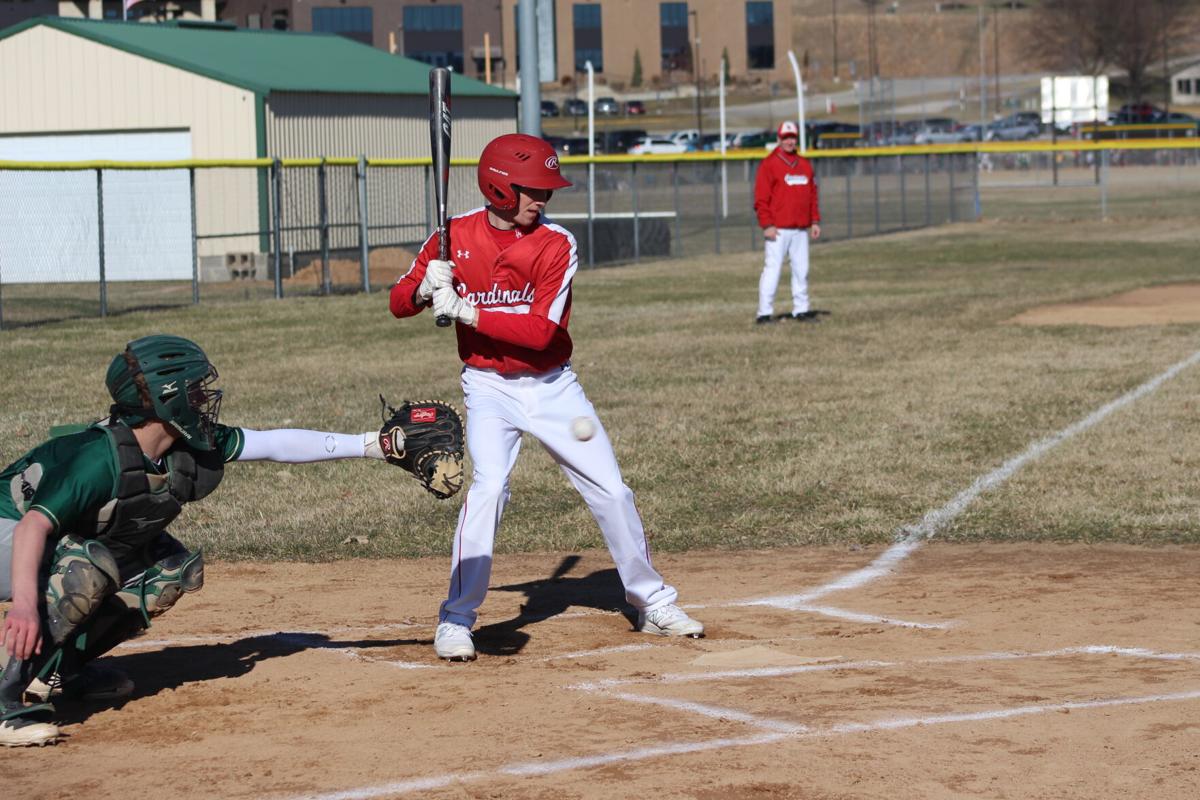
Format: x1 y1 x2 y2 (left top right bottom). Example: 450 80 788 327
832 0 839 80
689 9 703 139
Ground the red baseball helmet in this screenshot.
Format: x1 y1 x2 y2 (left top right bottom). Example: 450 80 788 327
477 133 572 211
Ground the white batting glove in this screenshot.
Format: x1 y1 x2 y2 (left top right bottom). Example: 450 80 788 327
432 285 478 328
416 259 455 303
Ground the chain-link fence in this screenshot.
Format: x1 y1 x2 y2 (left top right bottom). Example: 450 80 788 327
3 142 1191 329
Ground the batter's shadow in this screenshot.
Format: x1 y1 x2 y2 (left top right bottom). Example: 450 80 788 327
473 554 633 657
50 631 418 726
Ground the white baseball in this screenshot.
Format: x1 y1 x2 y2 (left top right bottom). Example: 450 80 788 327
570 416 596 442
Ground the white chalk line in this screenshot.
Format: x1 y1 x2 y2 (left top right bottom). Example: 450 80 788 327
281 685 1200 800
731 347 1200 613
570 645 1200 690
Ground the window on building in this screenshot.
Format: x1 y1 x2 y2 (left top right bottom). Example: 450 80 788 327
746 1 774 70
313 7 374 45
272 9 289 30
660 2 690 73
1177 78 1193 95
247 13 261 29
573 4 603 72
403 5 465 73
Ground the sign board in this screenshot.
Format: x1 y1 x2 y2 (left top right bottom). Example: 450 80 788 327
1041 75 1109 125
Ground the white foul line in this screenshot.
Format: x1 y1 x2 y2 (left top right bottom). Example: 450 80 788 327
282 686 1200 800
741 347 1200 609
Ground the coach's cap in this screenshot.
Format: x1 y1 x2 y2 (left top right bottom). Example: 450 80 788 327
777 121 800 139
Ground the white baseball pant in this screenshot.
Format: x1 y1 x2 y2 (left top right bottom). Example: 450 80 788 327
439 364 678 629
758 227 811 318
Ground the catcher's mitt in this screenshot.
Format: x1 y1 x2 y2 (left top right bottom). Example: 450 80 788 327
378 396 465 499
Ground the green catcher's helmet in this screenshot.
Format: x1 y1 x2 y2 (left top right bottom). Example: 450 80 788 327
106 335 223 451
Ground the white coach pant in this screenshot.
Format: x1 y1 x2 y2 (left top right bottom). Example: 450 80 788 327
758 227 811 318
439 365 678 629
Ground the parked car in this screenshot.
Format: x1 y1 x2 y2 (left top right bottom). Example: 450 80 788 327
625 99 646 115
628 136 688 155
986 113 1040 141
668 129 700 146
698 133 726 151
914 121 976 144
540 100 560 118
563 98 587 117
542 135 567 152
601 129 648 153
1112 103 1163 124
559 136 598 155
728 129 771 149
594 96 620 116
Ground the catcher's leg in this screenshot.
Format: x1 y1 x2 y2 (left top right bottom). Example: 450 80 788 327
25 533 202 704
1 535 120 745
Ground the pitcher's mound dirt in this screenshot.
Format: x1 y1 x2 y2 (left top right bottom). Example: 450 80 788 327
1009 283 1200 328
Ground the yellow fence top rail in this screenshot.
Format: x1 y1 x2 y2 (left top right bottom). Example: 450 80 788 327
0 138 1196 171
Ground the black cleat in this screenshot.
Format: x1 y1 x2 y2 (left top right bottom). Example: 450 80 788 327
755 315 775 325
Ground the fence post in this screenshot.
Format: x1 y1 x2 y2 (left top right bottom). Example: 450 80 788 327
188 167 200 305
923 154 932 227
272 158 283 300
672 160 681 258
1100 147 1109 221
97 169 107 318
357 155 370 293
948 154 957 223
872 156 881 234
972 149 981 220
845 158 853 238
631 162 640 263
899 155 907 228
318 159 331 295
713 161 721 254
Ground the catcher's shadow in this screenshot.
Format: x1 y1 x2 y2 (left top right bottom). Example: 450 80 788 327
471 554 633 657
50 631 419 726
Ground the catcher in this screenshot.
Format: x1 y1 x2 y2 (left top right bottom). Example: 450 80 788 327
0 334 463 747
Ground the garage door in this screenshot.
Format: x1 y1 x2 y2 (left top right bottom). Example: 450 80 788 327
0 129 192 283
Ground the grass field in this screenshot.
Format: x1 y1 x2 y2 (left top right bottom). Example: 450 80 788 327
1 189 1197 563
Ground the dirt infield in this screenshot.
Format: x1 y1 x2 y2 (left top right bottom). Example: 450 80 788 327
9 544 1200 799
1009 283 1200 328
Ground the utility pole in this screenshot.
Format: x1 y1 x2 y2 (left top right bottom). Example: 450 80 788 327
690 9 703 139
992 2 1000 115
832 0 839 80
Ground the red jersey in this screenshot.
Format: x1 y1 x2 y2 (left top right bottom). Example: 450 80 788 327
753 147 820 230
390 207 577 374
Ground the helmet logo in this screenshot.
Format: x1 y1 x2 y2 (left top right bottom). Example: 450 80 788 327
489 166 510 176
545 156 559 170
161 381 178 395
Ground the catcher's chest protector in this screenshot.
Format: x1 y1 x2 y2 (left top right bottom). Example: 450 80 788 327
71 422 224 566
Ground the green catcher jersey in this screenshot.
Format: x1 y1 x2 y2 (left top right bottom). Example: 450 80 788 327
0 423 244 533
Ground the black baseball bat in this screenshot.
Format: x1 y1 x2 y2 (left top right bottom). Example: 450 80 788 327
429 67 454 328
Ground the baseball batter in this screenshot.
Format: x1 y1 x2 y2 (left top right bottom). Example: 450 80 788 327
0 334 461 747
389 133 704 662
753 120 822 324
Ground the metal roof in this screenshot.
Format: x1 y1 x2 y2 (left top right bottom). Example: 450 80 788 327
0 17 514 98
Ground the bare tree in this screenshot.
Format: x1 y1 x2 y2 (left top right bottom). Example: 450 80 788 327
1024 0 1200 102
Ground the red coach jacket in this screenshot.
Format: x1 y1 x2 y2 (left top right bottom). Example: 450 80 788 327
753 147 821 230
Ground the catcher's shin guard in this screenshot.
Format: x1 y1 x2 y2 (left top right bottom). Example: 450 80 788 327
116 539 204 627
45 536 121 645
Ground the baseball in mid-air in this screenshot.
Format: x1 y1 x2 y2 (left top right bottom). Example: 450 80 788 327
570 416 596 441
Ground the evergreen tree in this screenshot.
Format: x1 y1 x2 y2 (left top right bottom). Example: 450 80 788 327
632 49 643 88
